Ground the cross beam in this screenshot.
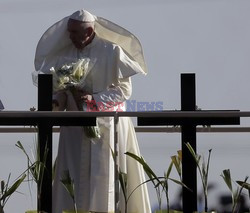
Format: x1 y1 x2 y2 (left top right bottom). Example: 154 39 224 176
0 111 96 126
138 73 240 213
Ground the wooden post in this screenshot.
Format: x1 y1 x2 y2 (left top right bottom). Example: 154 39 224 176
181 73 197 212
114 112 120 213
38 74 52 213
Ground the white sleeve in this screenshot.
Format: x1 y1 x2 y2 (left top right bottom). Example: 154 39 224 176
92 77 132 110
115 46 145 79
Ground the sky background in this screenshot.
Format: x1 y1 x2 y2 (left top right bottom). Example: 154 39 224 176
1 0 250 212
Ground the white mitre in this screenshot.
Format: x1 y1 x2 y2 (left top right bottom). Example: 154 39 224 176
34 9 147 74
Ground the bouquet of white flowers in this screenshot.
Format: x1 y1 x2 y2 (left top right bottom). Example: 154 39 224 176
50 58 91 92
51 58 100 139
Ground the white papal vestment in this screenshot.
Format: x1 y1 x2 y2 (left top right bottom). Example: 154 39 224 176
51 35 151 213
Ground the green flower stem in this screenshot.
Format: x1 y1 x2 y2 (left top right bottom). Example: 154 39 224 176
186 143 212 212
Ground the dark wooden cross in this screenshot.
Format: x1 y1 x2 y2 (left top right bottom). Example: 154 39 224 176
138 73 240 213
0 74 96 213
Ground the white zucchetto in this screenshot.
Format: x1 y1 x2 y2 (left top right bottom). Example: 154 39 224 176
69 10 95 22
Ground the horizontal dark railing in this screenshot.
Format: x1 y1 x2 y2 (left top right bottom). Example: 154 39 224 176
1 126 250 133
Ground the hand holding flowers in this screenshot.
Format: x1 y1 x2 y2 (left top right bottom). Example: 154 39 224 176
50 58 100 139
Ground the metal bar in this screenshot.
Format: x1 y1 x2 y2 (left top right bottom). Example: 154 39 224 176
181 73 197 213
0 112 96 126
137 116 240 126
2 126 250 133
0 111 115 118
135 127 250 133
119 110 250 117
3 110 250 118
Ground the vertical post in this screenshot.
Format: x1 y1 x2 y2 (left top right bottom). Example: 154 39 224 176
38 74 52 213
181 73 197 213
114 112 120 213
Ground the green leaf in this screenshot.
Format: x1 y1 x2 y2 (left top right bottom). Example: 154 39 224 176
15 141 31 163
155 178 166 189
177 150 182 162
196 155 201 165
221 169 233 193
185 143 199 165
2 174 26 201
165 161 173 179
171 155 181 178
15 141 24 150
110 147 116 162
60 170 75 200
119 171 127 201
125 152 160 185
1 181 5 195
127 178 162 202
168 178 191 191
201 157 207 181
161 179 168 192
52 158 57 181
236 180 250 190
233 176 248 213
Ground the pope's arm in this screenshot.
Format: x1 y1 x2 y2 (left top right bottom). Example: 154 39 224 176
92 77 132 110
52 77 132 111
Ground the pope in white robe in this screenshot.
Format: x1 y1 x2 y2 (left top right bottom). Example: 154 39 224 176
33 9 151 213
